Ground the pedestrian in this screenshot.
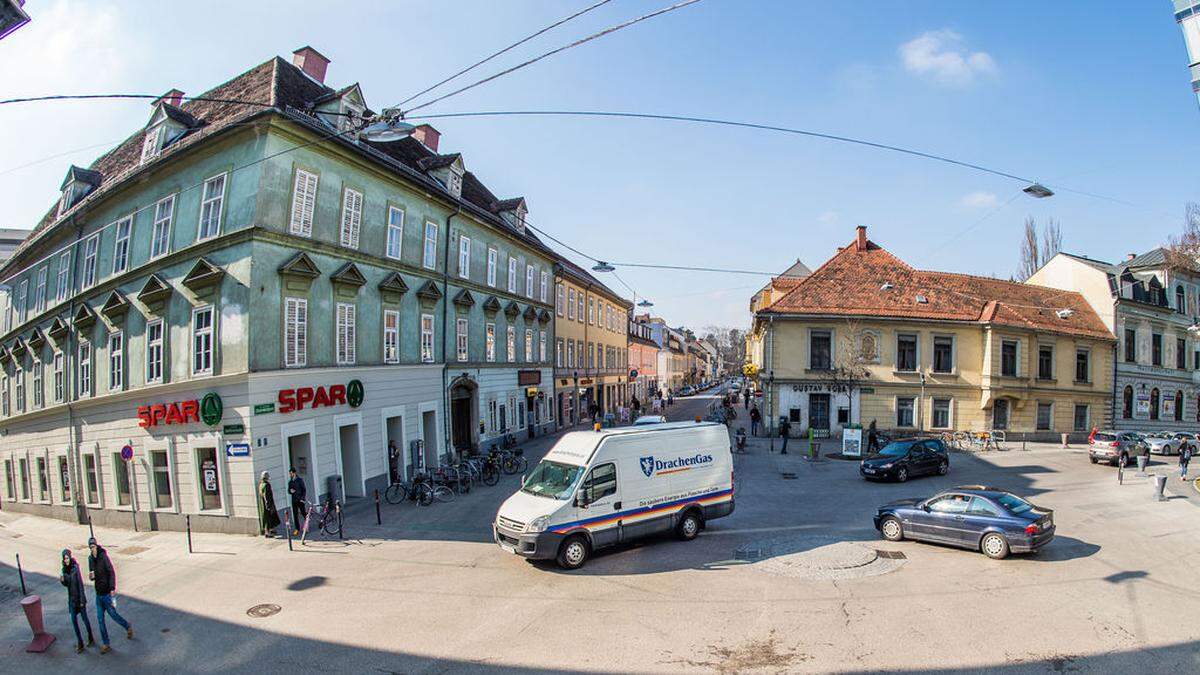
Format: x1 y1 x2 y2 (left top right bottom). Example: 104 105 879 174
631 396 641 416
87 538 132 654
387 440 401 483
287 467 307 536
749 406 762 437
60 548 94 653
868 420 879 454
779 417 791 454
1181 442 1192 480
743 388 750 410
258 471 281 538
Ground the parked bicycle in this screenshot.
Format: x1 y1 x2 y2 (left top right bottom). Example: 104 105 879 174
492 447 528 475
301 495 342 538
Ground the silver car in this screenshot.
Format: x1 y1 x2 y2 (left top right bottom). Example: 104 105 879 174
1144 433 1180 456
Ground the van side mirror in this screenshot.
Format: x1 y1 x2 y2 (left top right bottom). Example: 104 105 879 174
575 489 590 509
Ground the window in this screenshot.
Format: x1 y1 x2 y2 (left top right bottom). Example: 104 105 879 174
486 323 496 362
1151 388 1160 420
1037 345 1053 380
81 234 99 288
2 460 11 500
198 173 226 240
13 279 24 323
540 331 547 363
488 400 498 432
577 294 584 322
112 453 131 506
336 302 356 365
383 310 399 364
108 331 123 392
146 319 164 383
897 334 918 371
192 306 214 375
932 398 951 429
1122 385 1133 419
1178 338 1187 370
1175 390 1185 422
507 326 516 363
540 271 548 303
498 402 508 432
422 221 438 269
340 187 363 248
810 330 832 370
456 318 469 362
1152 333 1163 366
487 247 497 287
141 124 165 163
55 252 71 304
36 456 47 501
1036 402 1053 431
588 343 595 368
385 206 405 259
1124 328 1136 363
507 257 517 293
112 216 132 274
588 298 595 325
525 329 533 362
151 449 173 508
151 195 174 258
284 298 307 368
1000 339 1018 377
567 288 576 320
896 397 915 427
420 314 434 363
78 340 92 397
57 456 69 502
808 394 830 430
83 454 98 504
457 235 471 279
1074 404 1090 432
1075 348 1090 383
525 265 535 299
53 352 64 403
567 340 576 368
582 463 617 503
1178 285 1186 313
289 169 319 236
17 458 28 500
34 267 46 313
556 284 565 316
556 338 564 367
32 360 42 409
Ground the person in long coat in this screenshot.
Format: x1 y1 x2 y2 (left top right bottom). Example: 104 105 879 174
60 548 94 652
259 471 281 537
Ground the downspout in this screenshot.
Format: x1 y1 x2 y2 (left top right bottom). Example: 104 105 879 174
65 220 84 525
1111 297 1119 430
441 206 461 462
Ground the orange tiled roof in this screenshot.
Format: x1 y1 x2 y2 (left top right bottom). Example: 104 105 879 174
762 237 1114 341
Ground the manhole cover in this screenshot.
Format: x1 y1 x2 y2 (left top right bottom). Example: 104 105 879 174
247 604 281 618
734 545 764 561
749 535 908 580
875 550 906 560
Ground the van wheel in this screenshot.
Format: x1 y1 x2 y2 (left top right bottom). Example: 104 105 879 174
557 535 590 570
677 511 702 541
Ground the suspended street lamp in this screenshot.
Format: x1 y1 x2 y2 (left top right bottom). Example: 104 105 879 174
1023 183 1054 199
592 261 615 273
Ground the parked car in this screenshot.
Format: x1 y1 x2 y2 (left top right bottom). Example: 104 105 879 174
874 486 1054 559
633 415 668 425
1144 432 1180 456
859 439 949 483
1088 431 1148 466
679 386 696 396
1172 432 1196 454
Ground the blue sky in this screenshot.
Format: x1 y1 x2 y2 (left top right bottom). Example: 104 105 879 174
1 1 1198 329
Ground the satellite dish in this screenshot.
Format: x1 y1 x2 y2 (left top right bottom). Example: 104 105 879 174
358 118 417 143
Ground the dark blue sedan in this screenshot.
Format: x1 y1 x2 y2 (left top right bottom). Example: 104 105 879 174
873 486 1054 559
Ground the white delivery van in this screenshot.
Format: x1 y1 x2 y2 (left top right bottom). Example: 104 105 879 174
493 421 734 569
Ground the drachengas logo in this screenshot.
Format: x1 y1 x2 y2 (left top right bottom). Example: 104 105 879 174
640 456 655 478
640 453 715 477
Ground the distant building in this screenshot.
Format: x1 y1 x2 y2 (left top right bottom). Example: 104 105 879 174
1174 1 1200 103
0 229 30 262
0 0 30 41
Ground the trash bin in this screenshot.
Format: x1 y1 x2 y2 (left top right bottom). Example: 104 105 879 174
326 474 344 504
1136 454 1149 475
1060 433 1069 448
1154 474 1168 501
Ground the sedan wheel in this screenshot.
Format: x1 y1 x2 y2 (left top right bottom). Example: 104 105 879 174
937 461 949 476
896 467 908 483
981 533 1010 560
880 517 904 541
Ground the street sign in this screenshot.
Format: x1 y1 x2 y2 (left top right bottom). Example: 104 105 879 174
120 444 133 462
225 442 251 458
223 423 244 435
253 403 275 415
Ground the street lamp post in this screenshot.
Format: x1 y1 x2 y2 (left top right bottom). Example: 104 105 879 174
768 370 776 453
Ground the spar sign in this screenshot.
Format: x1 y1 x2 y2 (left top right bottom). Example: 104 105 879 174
277 379 364 414
137 392 223 428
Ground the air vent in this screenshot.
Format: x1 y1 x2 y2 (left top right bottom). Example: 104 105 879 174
1055 309 1074 319
880 282 894 291
915 294 928 304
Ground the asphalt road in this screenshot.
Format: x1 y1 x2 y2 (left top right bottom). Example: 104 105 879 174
2 387 1199 673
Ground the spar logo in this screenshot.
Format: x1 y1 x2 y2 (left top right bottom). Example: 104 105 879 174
639 453 715 478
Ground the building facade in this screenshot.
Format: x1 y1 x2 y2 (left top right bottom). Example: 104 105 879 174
1030 249 1200 432
0 48 555 534
553 260 631 425
752 227 1115 440
1174 1 1200 104
627 318 659 403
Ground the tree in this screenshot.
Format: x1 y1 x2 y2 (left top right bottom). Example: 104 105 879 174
1164 202 1200 272
1017 217 1063 280
819 319 873 430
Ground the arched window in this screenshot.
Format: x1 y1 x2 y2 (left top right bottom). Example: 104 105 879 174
1177 285 1186 313
1150 388 1160 420
1176 390 1184 422
1122 385 1133 419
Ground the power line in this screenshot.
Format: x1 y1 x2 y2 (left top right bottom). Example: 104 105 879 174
0 93 277 109
610 261 774 275
396 0 615 107
399 0 703 115
920 190 1023 262
0 138 127 177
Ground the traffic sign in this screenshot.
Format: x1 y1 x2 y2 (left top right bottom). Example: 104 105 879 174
120 445 133 462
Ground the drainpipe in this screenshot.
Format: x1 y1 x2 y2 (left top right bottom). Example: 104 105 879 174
440 205 461 462
1111 298 1119 430
65 219 85 526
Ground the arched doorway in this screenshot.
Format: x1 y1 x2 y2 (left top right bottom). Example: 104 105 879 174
1150 388 1160 421
1122 386 1133 419
448 376 479 456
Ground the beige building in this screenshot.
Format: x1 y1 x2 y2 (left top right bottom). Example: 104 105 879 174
750 227 1115 440
553 260 631 425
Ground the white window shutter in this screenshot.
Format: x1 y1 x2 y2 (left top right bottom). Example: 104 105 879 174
341 189 362 248
290 170 317 236
347 304 356 363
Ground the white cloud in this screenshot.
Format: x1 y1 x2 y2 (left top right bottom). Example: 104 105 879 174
817 210 840 226
960 191 999 208
899 30 997 86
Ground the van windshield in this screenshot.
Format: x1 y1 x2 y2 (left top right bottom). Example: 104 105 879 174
521 460 585 500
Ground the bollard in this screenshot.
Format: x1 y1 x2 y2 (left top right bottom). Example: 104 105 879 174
1154 474 1168 501
1061 433 1069 449
1136 454 1149 476
186 515 193 554
374 489 382 525
337 502 343 540
285 511 293 551
1118 466 1123 485
87 516 95 541
16 553 26 595
20 594 55 653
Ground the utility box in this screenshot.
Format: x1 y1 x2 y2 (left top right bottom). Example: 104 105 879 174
326 474 344 504
409 439 424 479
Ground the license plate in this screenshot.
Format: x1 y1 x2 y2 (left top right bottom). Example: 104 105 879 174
499 541 516 554
863 468 875 474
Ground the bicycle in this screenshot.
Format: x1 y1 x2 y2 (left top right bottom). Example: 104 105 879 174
496 447 528 475
425 470 457 503
384 475 415 505
499 433 518 450
301 495 342 538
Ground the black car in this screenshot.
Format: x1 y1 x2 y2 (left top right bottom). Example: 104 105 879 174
859 439 949 482
873 487 1055 559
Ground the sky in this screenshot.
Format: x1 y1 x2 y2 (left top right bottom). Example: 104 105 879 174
2 1 1199 330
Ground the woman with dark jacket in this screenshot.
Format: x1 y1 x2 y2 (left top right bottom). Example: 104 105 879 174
60 549 94 653
259 471 281 537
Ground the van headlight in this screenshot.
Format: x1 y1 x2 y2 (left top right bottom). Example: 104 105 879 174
527 515 551 533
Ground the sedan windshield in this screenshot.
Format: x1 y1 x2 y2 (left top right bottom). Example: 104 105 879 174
876 441 914 458
995 493 1034 515
521 460 585 500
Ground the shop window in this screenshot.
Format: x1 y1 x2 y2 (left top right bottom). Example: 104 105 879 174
58 456 70 502
150 449 173 508
111 454 131 506
1175 390 1185 422
896 397 915 428
1122 386 1133 419
36 456 48 501
83 454 99 504
518 401 527 430
1151 388 1160 420
196 447 222 511
932 398 951 429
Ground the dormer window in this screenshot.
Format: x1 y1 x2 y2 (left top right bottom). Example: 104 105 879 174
55 166 102 220
448 166 464 198
57 182 75 218
515 205 527 234
140 124 166 164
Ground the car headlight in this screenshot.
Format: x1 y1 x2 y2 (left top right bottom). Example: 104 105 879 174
526 515 550 533
879 462 894 469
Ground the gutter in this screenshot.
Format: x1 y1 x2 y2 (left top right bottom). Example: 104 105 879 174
441 204 461 460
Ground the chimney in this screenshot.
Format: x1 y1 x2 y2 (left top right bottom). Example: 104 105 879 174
1126 253 1137 262
153 89 184 108
292 46 330 84
411 124 440 152
855 225 868 252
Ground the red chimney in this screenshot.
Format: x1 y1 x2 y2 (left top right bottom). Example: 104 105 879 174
292 46 330 84
855 225 868 252
154 89 184 108
412 124 440 152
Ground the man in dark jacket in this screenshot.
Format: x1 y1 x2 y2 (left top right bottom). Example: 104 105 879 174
88 538 132 653
287 467 308 536
779 417 791 454
61 549 94 652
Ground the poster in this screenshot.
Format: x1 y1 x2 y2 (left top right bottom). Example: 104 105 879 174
843 427 863 458
201 459 218 492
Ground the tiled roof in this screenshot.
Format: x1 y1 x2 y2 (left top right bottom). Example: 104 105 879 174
417 153 461 170
159 103 201 129
493 197 524 212
763 237 1114 340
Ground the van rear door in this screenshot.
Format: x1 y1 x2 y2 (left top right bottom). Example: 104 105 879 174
578 460 622 548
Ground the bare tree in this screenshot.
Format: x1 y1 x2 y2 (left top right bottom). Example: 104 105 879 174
1040 218 1062 263
1018 216 1040 280
819 319 873 429
1165 202 1200 272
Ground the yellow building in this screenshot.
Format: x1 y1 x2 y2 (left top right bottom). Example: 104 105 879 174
750 227 1115 440
553 260 632 426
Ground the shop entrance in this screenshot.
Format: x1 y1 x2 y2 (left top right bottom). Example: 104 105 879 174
287 432 316 505
449 379 477 455
337 422 364 498
526 394 536 439
384 414 404 483
421 409 439 471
